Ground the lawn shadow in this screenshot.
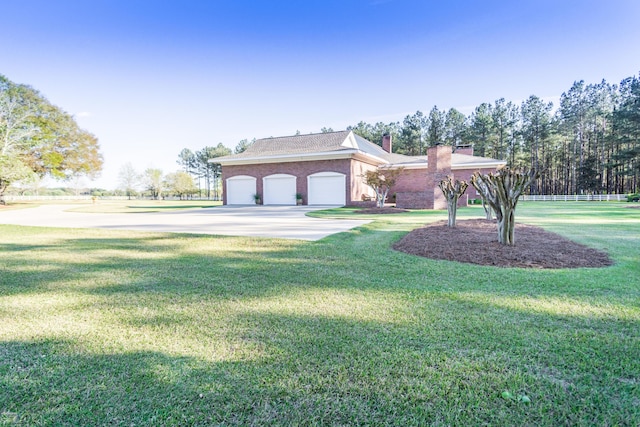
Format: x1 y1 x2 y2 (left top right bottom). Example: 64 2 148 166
2 292 638 427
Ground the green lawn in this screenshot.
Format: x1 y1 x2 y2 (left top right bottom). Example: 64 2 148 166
1 202 638 426
1 199 223 213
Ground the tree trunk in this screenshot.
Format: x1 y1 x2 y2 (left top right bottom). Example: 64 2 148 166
377 188 388 208
447 198 457 227
439 176 468 227
497 206 515 245
471 167 538 246
481 198 493 220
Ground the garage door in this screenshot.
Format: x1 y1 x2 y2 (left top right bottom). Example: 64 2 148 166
263 174 296 205
226 175 256 205
307 172 346 206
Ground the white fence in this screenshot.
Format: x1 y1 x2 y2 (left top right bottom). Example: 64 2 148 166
3 194 630 203
3 195 219 202
3 195 129 201
521 194 627 202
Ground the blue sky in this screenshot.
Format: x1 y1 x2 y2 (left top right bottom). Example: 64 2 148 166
2 0 639 189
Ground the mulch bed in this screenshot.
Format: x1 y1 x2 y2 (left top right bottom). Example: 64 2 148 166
355 207 410 214
393 219 613 269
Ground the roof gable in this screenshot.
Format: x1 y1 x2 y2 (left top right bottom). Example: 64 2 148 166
214 130 505 169
239 130 353 157
214 130 405 165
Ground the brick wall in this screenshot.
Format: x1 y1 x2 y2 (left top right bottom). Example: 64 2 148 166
453 167 497 201
396 191 431 209
222 158 378 205
393 168 428 192
222 149 500 209
455 145 474 156
351 160 379 205
427 145 452 210
392 145 453 209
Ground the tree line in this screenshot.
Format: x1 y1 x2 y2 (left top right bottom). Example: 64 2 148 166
172 140 258 199
347 74 640 195
186 73 640 197
118 142 241 200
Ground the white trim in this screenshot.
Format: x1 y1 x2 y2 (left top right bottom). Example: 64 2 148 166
216 150 389 167
452 161 507 170
217 150 357 165
381 162 428 170
215 144 505 171
263 173 296 179
308 171 345 178
227 174 256 181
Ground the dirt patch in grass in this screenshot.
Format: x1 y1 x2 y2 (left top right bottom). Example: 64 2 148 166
393 219 613 269
355 207 411 214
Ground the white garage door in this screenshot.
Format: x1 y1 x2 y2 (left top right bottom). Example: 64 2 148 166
263 174 296 205
226 175 256 205
308 172 346 206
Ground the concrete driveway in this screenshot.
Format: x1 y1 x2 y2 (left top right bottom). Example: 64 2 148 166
0 205 370 241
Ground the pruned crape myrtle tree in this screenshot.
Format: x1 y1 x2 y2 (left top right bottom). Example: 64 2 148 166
438 176 468 227
480 197 494 220
471 167 539 245
362 168 403 208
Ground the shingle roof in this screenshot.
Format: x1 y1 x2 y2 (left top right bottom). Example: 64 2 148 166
451 153 507 167
214 130 414 164
214 130 504 168
226 130 354 158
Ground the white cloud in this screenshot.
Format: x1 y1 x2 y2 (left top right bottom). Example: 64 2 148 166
75 111 92 118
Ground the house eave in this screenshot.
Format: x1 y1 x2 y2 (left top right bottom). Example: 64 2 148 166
451 161 507 170
381 160 507 170
382 162 428 170
214 151 351 165
215 149 389 166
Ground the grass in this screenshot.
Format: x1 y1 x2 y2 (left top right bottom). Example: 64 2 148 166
0 202 638 425
1 199 223 213
68 199 223 213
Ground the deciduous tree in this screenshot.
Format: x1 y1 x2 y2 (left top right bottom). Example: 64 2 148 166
165 171 197 200
362 168 403 208
0 74 103 200
438 176 468 227
118 163 140 200
143 168 164 200
0 155 33 203
471 167 539 245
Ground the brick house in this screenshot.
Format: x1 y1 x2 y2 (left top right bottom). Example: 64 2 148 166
215 130 505 209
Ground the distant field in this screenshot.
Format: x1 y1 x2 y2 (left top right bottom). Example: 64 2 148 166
0 202 638 426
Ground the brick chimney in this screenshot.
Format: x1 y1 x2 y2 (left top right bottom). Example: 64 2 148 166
455 144 474 156
427 144 452 210
382 134 392 153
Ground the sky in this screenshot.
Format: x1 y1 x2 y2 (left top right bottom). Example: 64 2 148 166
2 0 639 189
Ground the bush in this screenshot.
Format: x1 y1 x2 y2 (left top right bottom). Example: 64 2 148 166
626 193 640 202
